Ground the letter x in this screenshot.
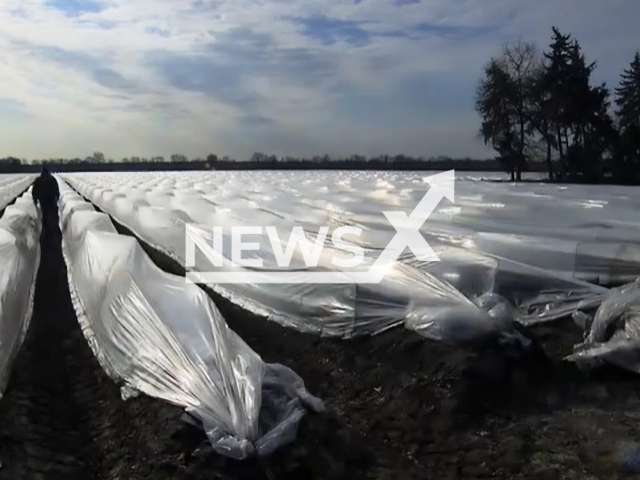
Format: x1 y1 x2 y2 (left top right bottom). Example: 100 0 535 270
370 171 455 276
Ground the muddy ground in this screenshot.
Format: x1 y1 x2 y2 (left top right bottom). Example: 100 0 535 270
0 196 640 479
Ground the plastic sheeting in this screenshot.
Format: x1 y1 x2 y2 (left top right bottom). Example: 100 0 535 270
0 188 41 397
56 179 323 459
61 171 612 341
0 175 36 211
567 279 640 373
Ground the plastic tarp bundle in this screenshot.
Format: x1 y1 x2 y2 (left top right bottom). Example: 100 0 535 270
567 279 640 373
56 179 323 459
0 189 41 396
61 171 613 342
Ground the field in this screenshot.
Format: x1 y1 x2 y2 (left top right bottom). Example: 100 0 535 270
0 171 639 478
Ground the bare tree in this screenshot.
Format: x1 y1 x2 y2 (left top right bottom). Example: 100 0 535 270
477 41 541 181
502 40 541 180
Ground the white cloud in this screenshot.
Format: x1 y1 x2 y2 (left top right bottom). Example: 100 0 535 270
0 0 638 160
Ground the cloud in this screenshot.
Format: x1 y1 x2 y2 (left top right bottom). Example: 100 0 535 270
15 41 142 95
240 114 276 126
146 27 170 37
93 68 141 93
0 0 638 160
149 51 257 109
147 26 341 118
411 22 499 41
18 42 99 71
289 15 372 46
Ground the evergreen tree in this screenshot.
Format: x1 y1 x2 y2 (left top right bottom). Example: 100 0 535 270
539 27 613 180
614 52 640 182
476 58 518 180
616 52 640 132
541 27 575 173
530 66 557 180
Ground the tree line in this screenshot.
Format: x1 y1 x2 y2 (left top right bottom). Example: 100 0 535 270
476 27 640 183
207 154 549 172
0 152 194 165
1 152 535 173
0 153 210 173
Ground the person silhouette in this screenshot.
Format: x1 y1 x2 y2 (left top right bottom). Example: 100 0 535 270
32 167 61 234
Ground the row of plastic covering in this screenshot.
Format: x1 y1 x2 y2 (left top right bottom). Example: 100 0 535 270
56 178 323 459
0 175 37 211
60 171 612 342
0 189 41 397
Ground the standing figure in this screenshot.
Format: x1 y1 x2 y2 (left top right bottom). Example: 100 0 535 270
32 167 60 233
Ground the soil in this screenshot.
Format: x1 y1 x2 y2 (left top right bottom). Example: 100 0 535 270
0 191 640 479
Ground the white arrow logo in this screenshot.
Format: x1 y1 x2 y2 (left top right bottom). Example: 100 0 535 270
186 170 455 284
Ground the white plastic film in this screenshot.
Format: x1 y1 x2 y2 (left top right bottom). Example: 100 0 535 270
61 171 613 343
567 279 640 373
0 187 41 397
57 179 323 459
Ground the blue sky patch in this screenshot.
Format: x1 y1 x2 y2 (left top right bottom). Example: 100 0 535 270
96 21 118 29
0 98 29 119
46 0 104 17
146 27 171 37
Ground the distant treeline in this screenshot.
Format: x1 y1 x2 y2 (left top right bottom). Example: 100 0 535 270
476 27 640 184
209 155 548 172
0 153 551 174
0 160 211 173
0 154 210 173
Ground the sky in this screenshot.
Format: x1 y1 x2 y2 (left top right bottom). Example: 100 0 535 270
0 0 639 161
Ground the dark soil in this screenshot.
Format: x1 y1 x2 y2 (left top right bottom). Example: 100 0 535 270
1 187 640 479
